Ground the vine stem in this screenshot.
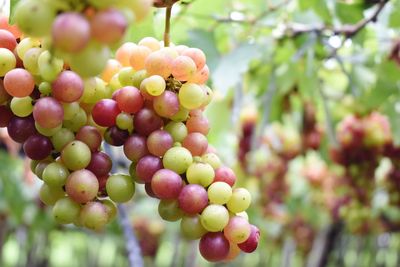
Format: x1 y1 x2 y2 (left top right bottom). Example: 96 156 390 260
103 144 143 267
164 5 173 47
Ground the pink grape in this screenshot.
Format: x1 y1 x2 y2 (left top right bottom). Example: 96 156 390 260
76 126 102 152
153 91 179 118
115 86 144 114
123 135 149 162
86 151 112 178
3 68 35 97
52 71 84 103
182 132 208 156
144 51 172 79
178 184 208 215
129 45 152 70
91 8 127 44
223 216 251 244
188 65 209 84
182 48 206 70
135 155 163 183
151 169 183 199
92 99 121 127
199 232 230 262
133 108 164 136
186 114 210 135
214 166 236 187
0 29 17 51
171 55 197 81
146 130 173 157
65 169 99 204
33 97 64 129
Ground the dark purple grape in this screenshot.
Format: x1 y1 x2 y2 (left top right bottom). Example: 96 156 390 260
104 126 129 146
136 155 163 183
0 105 13 127
123 134 149 162
86 151 113 177
23 134 53 160
133 108 163 136
7 115 37 143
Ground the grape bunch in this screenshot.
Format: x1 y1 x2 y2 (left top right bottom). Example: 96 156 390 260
0 17 259 261
12 0 153 78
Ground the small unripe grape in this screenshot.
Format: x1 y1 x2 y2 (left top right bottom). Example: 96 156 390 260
80 202 109 231
51 128 75 152
202 153 222 170
43 162 70 187
208 182 232 205
39 183 65 206
141 75 166 96
158 199 183 222
180 215 207 240
102 199 117 222
53 197 81 224
163 146 193 174
226 188 251 213
61 141 92 171
116 113 134 131
164 121 188 143
200 204 229 232
10 96 33 117
186 162 215 187
178 83 205 110
106 174 135 203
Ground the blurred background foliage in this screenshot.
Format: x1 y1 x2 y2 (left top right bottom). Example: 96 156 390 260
2 0 400 266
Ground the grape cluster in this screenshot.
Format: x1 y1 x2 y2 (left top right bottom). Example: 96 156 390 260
0 18 259 261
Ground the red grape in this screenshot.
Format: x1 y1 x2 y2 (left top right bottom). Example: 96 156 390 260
115 86 144 114
52 71 84 103
133 108 163 136
124 135 149 162
199 232 230 262
33 97 64 129
238 225 260 253
23 134 53 160
178 184 208 215
147 130 173 157
92 99 120 127
86 151 112 178
136 155 163 183
151 169 183 199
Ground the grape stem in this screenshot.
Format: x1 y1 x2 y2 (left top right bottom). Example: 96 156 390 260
103 144 144 267
164 3 174 47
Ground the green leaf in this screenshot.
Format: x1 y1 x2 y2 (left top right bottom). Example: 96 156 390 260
212 43 263 96
126 11 155 42
9 0 20 23
336 2 364 24
389 0 400 27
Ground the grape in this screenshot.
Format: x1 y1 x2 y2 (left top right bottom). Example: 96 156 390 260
182 132 208 156
186 162 215 187
208 182 232 205
80 202 108 231
62 102 80 121
92 99 121 127
180 215 207 240
101 59 122 83
69 42 110 78
214 166 236 187
106 174 135 203
53 197 81 224
0 106 13 127
201 85 213 107
151 169 183 199
226 188 251 213
51 128 74 152
16 38 40 59
97 175 109 195
136 155 163 183
164 121 188 143
147 130 173 157
171 55 197 81
124 135 149 162
133 108 164 136
63 107 87 132
0 48 16 76
91 8 127 44
102 199 117 222
23 134 53 160
65 169 99 204
35 160 52 179
22 47 42 75
145 182 157 198
14 0 56 37
138 37 160 52
115 86 144 114
158 200 183 222
52 12 90 53
178 184 208 215
61 140 92 171
38 50 64 82
153 91 179 118
178 83 205 110
33 97 64 129
3 68 35 97
238 225 260 253
127 0 153 22
7 115 37 143
0 79 11 104
200 204 229 232
159 47 179 60
81 78 106 104
174 45 189 55
188 65 209 85
10 96 33 117
223 216 251 244
43 162 70 187
35 122 61 137
52 71 84 103
163 146 193 174
116 113 133 131
117 67 135 86
104 126 129 146
170 106 189 122
202 153 222 170
199 232 230 262
144 51 172 79
0 29 17 51
182 48 206 70
86 152 112 178
131 70 147 88
76 126 102 152
186 113 210 135
116 42 137 67
224 242 241 262
141 75 166 96
39 183 65 206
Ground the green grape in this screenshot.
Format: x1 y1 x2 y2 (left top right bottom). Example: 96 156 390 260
81 78 97 103
63 107 87 132
200 204 229 232
226 188 251 213
158 200 183 222
69 42 110 78
35 161 52 179
0 48 16 76
201 85 213 107
63 102 80 121
186 162 215 187
88 0 118 8
38 50 64 82
52 197 81 224
30 160 39 173
180 215 207 240
164 121 188 142
163 146 193 174
16 38 41 59
141 75 166 96
178 83 205 110
39 183 65 206
51 128 75 152
39 81 52 95
236 211 249 221
35 122 62 137
118 67 136 86
116 113 133 131
106 174 135 203
42 162 70 187
131 69 147 88
10 96 33 117
23 47 42 75
129 163 144 184
170 106 189 122
208 182 232 205
61 140 91 171
80 202 108 231
223 216 251 244
14 0 56 37
108 73 122 92
201 153 222 170
102 199 117 222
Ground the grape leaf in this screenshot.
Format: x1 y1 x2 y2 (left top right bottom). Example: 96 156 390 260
9 0 19 23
